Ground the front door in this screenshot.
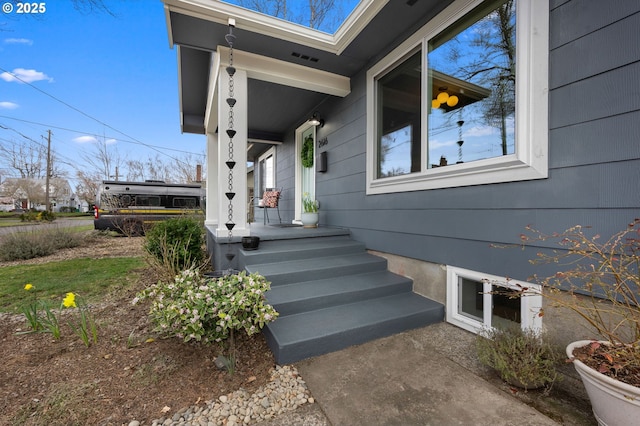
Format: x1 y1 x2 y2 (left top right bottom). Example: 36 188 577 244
294 124 316 223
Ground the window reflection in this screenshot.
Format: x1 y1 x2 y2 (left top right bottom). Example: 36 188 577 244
427 0 516 167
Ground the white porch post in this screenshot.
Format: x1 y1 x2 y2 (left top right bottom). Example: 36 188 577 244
205 131 218 228
216 67 249 238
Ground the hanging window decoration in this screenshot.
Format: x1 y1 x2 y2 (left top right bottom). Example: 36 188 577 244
301 135 314 168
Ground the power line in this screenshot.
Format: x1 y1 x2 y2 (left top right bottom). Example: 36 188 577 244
0 115 203 156
0 66 203 166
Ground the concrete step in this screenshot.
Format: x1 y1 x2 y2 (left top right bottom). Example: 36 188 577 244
263 292 444 364
240 235 364 265
266 271 413 316
246 252 388 286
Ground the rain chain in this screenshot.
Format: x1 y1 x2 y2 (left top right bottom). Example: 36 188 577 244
456 118 464 164
224 22 237 270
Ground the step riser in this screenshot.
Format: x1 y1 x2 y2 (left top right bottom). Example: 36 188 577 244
240 236 363 265
269 279 413 316
264 308 444 365
250 258 388 286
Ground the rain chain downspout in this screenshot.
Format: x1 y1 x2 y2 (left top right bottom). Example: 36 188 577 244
223 21 238 274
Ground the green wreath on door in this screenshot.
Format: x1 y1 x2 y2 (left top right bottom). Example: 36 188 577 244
301 135 314 168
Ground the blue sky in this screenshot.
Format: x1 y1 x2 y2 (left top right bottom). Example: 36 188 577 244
0 1 361 186
0 1 206 184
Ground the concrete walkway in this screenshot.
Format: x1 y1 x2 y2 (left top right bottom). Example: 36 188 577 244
263 322 594 426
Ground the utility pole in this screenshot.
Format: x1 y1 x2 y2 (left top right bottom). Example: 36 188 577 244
45 130 51 212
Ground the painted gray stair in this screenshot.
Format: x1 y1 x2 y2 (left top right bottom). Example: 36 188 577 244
240 235 365 265
267 270 413 316
238 234 444 364
263 292 444 364
245 252 388 286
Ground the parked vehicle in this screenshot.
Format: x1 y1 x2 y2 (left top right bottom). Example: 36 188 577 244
93 180 204 234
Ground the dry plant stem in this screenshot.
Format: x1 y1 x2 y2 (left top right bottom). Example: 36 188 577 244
525 220 640 347
502 219 640 377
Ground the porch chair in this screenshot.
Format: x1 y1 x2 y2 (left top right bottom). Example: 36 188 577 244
258 188 282 225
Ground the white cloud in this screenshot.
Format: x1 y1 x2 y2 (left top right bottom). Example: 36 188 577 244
73 135 98 144
4 38 34 45
105 138 117 145
0 101 19 109
429 139 458 149
465 125 497 138
0 68 53 83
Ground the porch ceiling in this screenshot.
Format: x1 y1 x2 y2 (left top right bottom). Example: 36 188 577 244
165 0 453 142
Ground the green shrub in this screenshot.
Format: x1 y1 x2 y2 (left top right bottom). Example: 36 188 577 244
0 227 82 261
38 210 56 222
20 211 38 222
476 326 561 390
135 269 278 343
144 217 205 275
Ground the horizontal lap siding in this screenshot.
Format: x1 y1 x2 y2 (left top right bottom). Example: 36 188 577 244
282 0 640 282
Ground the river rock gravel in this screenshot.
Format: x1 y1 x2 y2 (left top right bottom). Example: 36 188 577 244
141 365 314 426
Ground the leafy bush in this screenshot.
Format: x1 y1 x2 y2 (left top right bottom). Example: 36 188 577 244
144 217 205 276
38 210 56 222
135 269 278 343
0 227 82 261
20 211 38 222
476 326 561 390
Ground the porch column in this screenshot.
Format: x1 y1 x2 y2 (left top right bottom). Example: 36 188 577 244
216 67 249 238
205 131 218 227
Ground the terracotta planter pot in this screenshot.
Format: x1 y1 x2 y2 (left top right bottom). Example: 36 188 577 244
567 340 640 426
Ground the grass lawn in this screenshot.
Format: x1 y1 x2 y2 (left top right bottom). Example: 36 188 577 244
0 219 28 227
0 257 146 313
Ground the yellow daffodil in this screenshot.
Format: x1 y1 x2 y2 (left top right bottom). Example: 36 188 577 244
62 292 76 308
24 283 34 291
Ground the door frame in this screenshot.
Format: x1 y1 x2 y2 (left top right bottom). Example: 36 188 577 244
293 123 316 223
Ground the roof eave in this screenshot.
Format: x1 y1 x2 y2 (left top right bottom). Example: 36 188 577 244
162 0 387 55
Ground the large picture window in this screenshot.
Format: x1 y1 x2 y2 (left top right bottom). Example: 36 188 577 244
366 0 548 194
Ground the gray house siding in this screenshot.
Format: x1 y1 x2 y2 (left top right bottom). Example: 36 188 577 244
254 0 639 283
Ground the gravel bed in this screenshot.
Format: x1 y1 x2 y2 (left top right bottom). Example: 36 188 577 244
128 365 313 426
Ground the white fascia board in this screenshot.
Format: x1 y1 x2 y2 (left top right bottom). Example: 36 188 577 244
333 0 389 55
217 46 350 97
163 4 175 48
176 45 185 133
163 0 386 55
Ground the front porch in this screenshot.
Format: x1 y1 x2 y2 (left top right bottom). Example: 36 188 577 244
206 224 444 364
206 223 351 272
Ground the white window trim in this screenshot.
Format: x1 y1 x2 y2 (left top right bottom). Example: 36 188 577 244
366 0 549 194
446 265 543 334
258 146 276 193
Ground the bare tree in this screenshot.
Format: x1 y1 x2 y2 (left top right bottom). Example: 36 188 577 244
0 139 48 179
236 0 339 31
80 137 122 180
174 153 206 183
75 170 101 208
125 153 206 183
70 0 115 16
307 0 337 30
457 0 515 155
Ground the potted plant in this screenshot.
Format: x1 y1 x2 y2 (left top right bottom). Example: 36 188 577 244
507 219 640 425
476 326 561 390
301 192 319 228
